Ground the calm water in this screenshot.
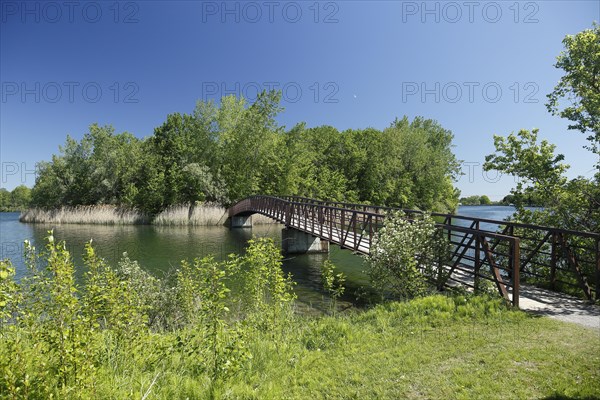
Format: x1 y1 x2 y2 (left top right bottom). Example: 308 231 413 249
0 205 517 311
451 205 519 232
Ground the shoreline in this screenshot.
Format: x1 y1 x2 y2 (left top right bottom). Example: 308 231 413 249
18 204 276 226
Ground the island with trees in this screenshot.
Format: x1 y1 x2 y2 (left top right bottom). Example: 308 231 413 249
18 95 461 224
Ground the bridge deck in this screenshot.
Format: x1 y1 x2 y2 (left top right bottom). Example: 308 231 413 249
287 215 371 255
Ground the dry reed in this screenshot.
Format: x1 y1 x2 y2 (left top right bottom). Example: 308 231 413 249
153 204 227 226
20 203 277 226
19 205 150 225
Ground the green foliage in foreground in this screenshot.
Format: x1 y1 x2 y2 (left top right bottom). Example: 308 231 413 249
2 235 598 399
0 234 296 398
2 291 599 399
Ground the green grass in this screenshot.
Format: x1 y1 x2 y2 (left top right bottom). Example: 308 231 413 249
19 295 594 400
225 297 599 400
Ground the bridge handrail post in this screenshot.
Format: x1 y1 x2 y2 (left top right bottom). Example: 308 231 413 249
353 212 357 249
341 210 345 246
474 226 481 292
550 232 558 290
368 215 373 248
329 208 333 240
595 238 600 301
512 237 520 308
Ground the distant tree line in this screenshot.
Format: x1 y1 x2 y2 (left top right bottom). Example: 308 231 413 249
29 91 461 215
458 194 542 207
459 195 492 206
0 185 31 211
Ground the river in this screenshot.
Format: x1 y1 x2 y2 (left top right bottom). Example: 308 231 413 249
0 205 517 311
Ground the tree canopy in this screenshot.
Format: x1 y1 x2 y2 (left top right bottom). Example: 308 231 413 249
29 91 461 215
484 24 600 233
547 23 600 166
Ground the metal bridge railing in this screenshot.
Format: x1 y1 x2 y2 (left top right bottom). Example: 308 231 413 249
229 195 527 307
275 196 600 302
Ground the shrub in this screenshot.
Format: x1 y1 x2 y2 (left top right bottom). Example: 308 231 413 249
232 238 296 333
0 260 19 324
321 260 346 314
367 211 450 300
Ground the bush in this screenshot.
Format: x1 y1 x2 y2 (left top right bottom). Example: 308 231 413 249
367 211 450 300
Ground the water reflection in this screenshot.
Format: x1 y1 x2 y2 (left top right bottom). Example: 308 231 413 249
0 213 367 312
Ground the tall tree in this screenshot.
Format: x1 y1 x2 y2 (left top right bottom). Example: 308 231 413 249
10 185 31 209
547 23 600 166
484 129 598 232
217 91 283 203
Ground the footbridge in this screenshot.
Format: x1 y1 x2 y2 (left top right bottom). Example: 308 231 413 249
228 196 600 307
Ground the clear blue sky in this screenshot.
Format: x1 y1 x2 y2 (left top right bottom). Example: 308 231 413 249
1 0 598 200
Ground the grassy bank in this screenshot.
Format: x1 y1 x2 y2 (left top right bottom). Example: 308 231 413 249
18 204 276 226
175 301 600 400
2 295 598 399
2 236 598 399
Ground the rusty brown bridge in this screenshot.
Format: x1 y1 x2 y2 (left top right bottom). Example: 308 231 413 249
229 196 600 308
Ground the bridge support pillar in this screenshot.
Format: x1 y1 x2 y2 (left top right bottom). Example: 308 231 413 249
231 215 252 228
282 228 329 254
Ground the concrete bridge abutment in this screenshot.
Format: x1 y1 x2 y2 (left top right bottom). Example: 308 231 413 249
282 228 329 254
230 215 253 228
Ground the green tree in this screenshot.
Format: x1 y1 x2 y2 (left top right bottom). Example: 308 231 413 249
0 189 9 211
484 129 569 204
31 125 143 208
500 194 515 205
373 117 460 211
217 91 284 203
479 195 492 205
547 23 600 163
10 185 31 209
484 129 598 232
460 195 482 205
85 125 143 205
276 123 319 197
